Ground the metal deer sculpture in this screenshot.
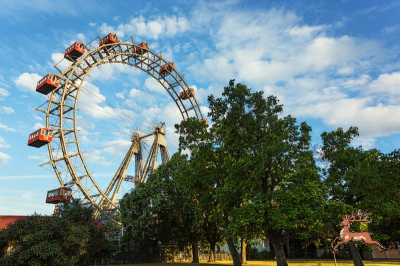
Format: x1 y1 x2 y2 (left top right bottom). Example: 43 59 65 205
332 209 386 252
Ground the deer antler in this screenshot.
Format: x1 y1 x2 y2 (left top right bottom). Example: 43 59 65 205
348 209 372 223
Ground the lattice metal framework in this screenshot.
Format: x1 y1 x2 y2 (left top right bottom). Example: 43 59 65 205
35 36 204 222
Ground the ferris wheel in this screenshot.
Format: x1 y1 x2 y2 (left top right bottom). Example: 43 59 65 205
27 33 206 222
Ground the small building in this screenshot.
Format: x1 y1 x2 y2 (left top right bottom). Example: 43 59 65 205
0 215 28 230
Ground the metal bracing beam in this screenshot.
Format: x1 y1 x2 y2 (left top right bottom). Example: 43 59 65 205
138 124 170 183
96 140 136 213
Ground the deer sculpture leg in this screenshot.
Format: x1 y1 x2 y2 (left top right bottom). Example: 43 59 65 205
370 241 386 252
333 239 349 251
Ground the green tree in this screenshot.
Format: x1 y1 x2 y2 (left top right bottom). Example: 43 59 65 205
173 124 226 263
176 80 326 266
120 154 203 263
0 201 113 266
321 127 400 266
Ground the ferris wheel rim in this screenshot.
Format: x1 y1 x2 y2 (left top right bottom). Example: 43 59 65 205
42 37 204 221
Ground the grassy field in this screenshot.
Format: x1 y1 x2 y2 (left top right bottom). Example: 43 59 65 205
111 259 400 266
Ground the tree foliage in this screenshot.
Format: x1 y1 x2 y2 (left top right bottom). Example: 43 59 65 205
0 201 114 266
321 127 400 265
120 154 203 262
176 80 326 266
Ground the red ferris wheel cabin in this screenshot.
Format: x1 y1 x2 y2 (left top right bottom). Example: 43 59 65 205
99 33 119 47
64 41 86 62
46 187 72 204
36 74 60 95
133 41 149 55
27 128 54 148
160 62 175 76
179 88 195 100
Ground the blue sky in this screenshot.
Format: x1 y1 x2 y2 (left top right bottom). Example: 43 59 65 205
0 0 400 215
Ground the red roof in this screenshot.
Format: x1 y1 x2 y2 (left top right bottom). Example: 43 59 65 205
0 216 28 229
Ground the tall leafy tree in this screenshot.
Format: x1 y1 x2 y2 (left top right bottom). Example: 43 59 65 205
176 80 326 266
173 123 226 263
120 154 203 263
321 127 400 266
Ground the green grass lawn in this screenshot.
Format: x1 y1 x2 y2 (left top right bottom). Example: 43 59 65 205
111 259 400 266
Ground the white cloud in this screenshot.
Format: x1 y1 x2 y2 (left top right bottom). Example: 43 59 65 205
33 122 44 130
0 123 16 132
89 22 97 27
0 88 9 98
341 74 371 88
28 155 48 162
286 25 327 38
51 52 72 69
0 106 14 114
0 136 9 149
337 66 355 75
128 88 155 104
77 81 137 128
369 72 400 96
0 151 11 164
144 77 167 94
99 15 190 40
77 33 86 42
84 149 112 166
382 25 400 34
294 97 400 137
181 5 400 140
142 107 162 123
14 72 42 93
352 137 376 150
103 139 131 156
116 92 125 99
188 9 380 89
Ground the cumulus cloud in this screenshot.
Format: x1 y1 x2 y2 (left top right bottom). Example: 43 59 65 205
337 66 355 75
84 149 112 166
341 74 371 88
99 15 190 40
0 136 9 149
14 73 42 92
0 151 11 164
181 5 400 140
144 77 166 94
369 72 400 97
128 88 155 105
352 137 376 150
103 139 131 156
0 106 14 114
115 92 125 99
0 88 9 98
0 123 16 132
77 33 86 42
188 8 380 91
33 122 44 130
51 52 72 69
294 97 400 137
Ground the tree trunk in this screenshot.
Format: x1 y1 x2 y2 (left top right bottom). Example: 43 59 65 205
268 230 288 266
241 239 247 264
285 232 290 258
192 241 199 263
227 236 242 266
208 241 216 262
348 242 364 266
